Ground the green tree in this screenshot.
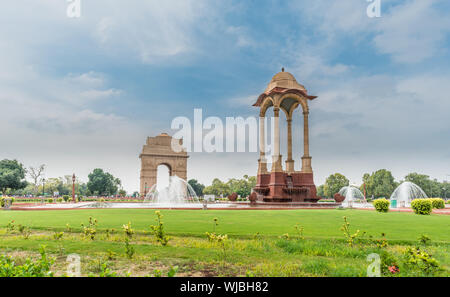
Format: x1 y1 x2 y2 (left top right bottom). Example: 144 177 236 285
0 159 27 195
226 175 256 198
404 173 444 197
316 184 325 198
324 173 349 197
203 178 231 197
87 169 121 196
188 179 205 197
363 169 397 198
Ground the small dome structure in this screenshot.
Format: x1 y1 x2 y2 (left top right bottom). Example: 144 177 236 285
264 69 306 93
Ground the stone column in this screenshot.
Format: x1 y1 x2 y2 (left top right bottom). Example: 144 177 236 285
271 108 283 172
258 116 268 174
301 111 312 173
285 118 295 173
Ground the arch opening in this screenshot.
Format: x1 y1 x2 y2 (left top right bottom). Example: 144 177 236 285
156 164 171 192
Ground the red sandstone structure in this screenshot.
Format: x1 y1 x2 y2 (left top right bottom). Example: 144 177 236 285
253 69 319 203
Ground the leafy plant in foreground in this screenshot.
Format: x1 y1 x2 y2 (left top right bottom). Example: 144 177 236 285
81 217 97 240
340 216 361 247
124 237 135 259
122 222 134 239
0 245 54 277
403 247 440 276
150 211 169 246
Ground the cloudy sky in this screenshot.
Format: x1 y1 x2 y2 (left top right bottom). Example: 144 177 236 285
1 0 450 192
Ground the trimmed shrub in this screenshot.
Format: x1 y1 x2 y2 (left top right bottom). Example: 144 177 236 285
429 198 445 209
57 198 64 203
373 198 390 213
62 195 70 202
411 199 432 215
47 198 54 203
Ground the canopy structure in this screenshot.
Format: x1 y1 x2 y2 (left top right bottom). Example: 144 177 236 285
253 69 319 203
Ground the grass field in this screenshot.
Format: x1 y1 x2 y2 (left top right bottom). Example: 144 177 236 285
0 209 449 277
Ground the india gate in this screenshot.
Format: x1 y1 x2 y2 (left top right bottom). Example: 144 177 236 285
253 69 319 203
139 133 188 196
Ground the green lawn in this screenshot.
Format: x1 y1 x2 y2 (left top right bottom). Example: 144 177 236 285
0 209 448 277
1 209 449 242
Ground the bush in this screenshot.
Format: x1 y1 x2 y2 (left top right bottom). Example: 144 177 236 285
373 199 390 213
429 198 445 209
411 199 433 215
62 195 70 202
47 198 54 203
57 198 64 203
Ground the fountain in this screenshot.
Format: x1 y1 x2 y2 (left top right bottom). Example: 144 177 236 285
339 186 370 208
144 175 201 206
390 181 427 208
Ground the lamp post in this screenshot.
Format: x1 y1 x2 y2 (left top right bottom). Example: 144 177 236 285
72 174 76 203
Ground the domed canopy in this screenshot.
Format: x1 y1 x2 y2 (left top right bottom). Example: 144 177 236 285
253 68 317 108
264 69 306 93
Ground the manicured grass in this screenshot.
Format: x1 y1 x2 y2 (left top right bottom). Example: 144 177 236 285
1 209 449 242
0 209 449 276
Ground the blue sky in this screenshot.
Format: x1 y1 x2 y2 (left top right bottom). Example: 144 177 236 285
1 0 450 192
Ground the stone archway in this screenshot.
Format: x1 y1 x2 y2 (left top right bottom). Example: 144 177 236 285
139 133 188 196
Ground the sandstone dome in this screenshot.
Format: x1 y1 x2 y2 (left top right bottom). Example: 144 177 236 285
264 69 306 93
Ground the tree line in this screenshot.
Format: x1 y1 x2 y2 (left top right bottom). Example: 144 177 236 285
188 175 256 198
317 169 450 199
0 159 125 197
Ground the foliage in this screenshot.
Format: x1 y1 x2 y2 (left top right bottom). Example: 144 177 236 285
411 199 433 215
87 168 121 196
362 169 397 198
0 159 27 195
53 232 64 241
403 247 440 276
6 220 15 233
203 175 256 198
167 266 179 277
340 216 361 247
0 246 54 277
205 232 229 260
18 224 31 240
379 250 399 276
28 164 45 195
124 237 135 259
316 184 325 198
405 173 444 198
429 198 445 209
373 198 390 213
81 217 98 240
419 234 431 246
122 222 134 239
188 179 205 197
150 211 169 246
294 224 305 240
323 173 349 197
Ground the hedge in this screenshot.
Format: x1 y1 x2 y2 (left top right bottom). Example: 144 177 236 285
429 198 445 209
373 198 390 213
411 199 433 215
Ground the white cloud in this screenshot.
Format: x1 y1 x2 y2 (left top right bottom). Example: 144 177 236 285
373 0 450 63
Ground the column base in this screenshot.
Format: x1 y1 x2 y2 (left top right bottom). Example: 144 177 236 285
285 159 295 173
301 156 312 173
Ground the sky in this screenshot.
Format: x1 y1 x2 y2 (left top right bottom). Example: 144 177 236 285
1 0 450 192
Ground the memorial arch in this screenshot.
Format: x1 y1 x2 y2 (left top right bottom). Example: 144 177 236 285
139 133 188 196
